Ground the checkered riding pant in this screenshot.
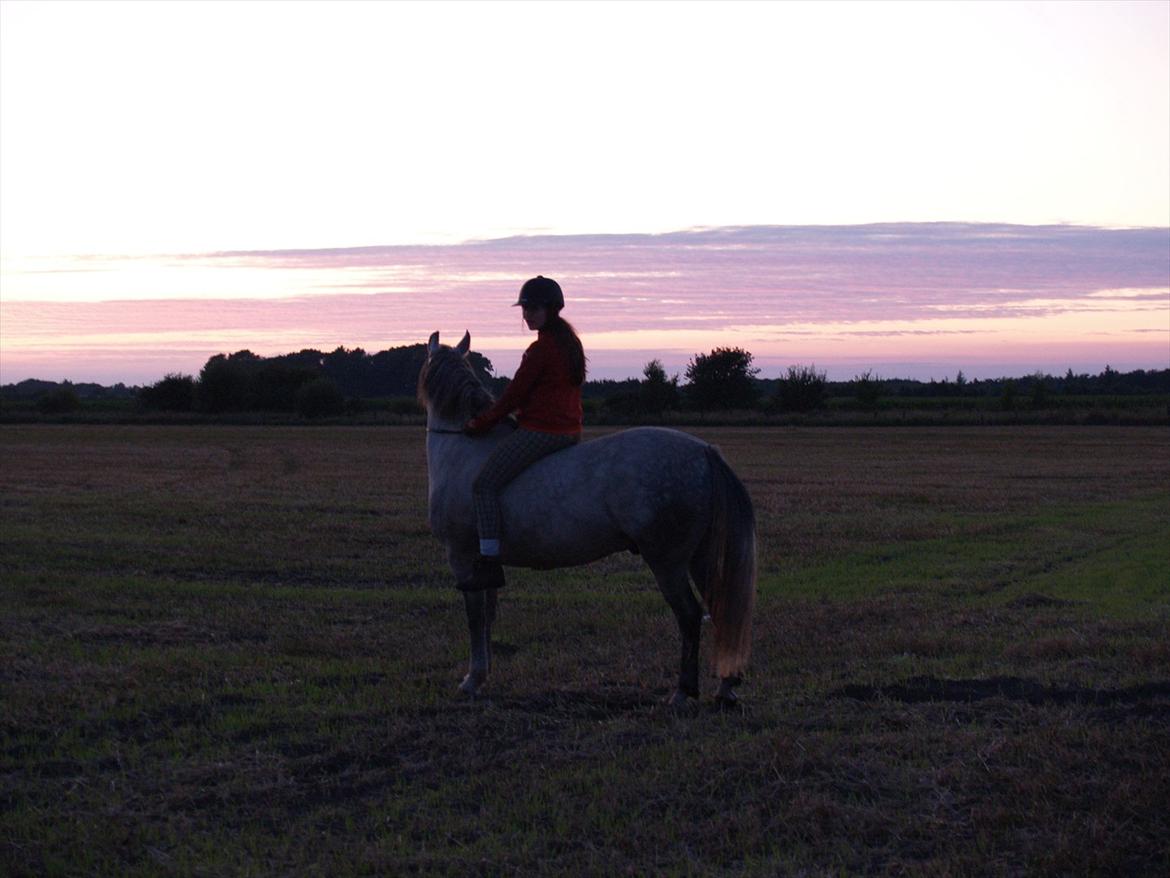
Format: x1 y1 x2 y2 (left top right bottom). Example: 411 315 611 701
472 428 579 543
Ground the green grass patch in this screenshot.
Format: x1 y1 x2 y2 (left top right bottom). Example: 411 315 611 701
767 494 1169 618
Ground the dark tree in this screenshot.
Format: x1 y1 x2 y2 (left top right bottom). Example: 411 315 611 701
640 359 680 413
188 342 499 414
251 360 317 410
776 364 828 412
955 370 967 396
296 377 345 418
138 373 196 411
684 347 760 411
194 353 256 412
321 347 369 395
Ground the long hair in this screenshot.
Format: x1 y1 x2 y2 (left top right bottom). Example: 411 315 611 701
543 308 587 386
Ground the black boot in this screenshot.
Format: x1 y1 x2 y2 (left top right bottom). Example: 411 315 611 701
458 555 505 592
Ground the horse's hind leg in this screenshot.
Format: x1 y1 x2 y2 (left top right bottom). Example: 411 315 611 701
649 561 703 707
690 557 744 706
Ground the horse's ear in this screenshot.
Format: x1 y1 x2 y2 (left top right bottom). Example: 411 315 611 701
427 332 440 354
455 331 471 357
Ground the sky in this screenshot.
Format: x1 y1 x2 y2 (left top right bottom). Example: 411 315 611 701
1 0 1168 385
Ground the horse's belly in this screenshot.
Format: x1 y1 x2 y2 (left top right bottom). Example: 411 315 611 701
503 534 632 569
498 498 629 568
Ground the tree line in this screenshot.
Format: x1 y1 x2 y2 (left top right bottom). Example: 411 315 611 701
136 345 496 417
3 344 1166 419
580 352 1170 417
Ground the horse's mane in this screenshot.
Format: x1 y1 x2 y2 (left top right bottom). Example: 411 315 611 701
417 346 494 422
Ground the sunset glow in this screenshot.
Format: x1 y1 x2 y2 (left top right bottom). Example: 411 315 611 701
2 225 1165 384
1 1 1168 386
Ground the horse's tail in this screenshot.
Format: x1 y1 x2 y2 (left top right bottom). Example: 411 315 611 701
696 445 756 679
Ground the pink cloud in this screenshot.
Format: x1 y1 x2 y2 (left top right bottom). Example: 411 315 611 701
2 223 1166 384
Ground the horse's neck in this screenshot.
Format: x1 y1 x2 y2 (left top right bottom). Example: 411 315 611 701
424 408 499 492
426 409 466 434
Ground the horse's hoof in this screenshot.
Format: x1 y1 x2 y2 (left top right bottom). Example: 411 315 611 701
714 690 743 712
666 690 698 711
458 674 487 698
711 678 739 707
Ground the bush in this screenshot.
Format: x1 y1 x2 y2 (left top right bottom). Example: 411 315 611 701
139 374 195 411
36 385 81 414
296 378 345 418
685 348 759 410
851 370 882 412
776 365 827 412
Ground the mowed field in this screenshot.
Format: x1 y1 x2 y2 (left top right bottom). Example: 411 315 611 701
2 424 1168 876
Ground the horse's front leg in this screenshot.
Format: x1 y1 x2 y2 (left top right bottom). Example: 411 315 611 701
460 590 490 697
450 546 493 697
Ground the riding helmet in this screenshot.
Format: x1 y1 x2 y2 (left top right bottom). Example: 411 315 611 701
514 275 564 310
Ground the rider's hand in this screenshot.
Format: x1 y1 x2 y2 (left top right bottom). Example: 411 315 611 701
463 417 491 437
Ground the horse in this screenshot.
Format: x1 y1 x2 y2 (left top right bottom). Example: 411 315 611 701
418 331 757 707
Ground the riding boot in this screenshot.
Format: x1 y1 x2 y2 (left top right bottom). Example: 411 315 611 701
458 554 505 592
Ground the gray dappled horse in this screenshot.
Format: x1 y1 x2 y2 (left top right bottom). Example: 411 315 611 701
419 331 756 706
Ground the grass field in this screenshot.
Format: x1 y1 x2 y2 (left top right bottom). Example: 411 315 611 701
2 424 1168 875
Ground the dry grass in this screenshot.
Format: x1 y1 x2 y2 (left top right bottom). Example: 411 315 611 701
2 424 1168 875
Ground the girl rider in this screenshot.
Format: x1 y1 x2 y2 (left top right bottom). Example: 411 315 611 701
461 276 586 591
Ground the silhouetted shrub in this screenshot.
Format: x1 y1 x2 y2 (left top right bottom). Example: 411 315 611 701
139 373 195 411
685 348 759 410
776 365 827 412
296 378 345 418
641 359 680 413
36 385 81 414
851 370 882 412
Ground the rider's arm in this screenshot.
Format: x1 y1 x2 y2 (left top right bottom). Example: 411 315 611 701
465 339 547 432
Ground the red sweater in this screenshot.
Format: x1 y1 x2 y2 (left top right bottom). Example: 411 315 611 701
473 331 583 435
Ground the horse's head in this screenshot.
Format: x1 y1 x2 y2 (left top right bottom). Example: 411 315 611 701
428 330 470 359
417 331 493 424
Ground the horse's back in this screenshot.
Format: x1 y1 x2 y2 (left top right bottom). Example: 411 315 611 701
499 427 713 567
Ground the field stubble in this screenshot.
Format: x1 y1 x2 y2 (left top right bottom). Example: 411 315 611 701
1 424 1168 875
